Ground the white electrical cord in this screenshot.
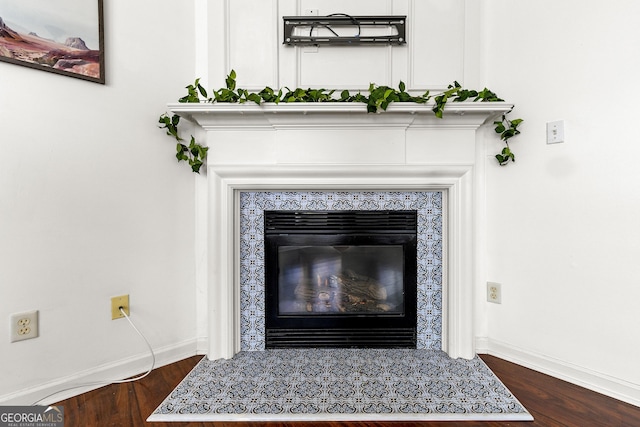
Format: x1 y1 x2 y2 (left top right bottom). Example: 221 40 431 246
32 307 156 406
112 307 156 383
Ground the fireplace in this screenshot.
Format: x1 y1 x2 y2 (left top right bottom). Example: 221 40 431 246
168 101 513 360
264 210 418 348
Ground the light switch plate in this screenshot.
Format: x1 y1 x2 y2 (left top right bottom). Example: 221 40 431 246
547 120 565 144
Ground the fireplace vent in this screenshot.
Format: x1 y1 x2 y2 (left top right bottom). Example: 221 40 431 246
266 328 416 348
265 210 417 235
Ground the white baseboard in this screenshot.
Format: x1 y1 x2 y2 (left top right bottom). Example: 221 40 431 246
477 337 640 408
0 339 199 406
6 337 638 409
196 336 209 355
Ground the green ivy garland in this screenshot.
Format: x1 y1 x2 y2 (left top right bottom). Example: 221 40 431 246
159 70 523 173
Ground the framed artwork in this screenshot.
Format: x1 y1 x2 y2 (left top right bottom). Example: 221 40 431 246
0 0 104 84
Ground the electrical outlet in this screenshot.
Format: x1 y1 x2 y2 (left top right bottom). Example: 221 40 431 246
487 282 502 304
111 295 130 319
11 310 39 342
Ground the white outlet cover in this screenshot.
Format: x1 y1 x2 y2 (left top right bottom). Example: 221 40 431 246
10 310 39 342
487 282 502 304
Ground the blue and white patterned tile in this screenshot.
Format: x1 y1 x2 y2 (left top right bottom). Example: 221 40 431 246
151 349 531 420
239 191 443 351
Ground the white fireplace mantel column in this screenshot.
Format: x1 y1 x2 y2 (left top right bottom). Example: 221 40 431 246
169 102 513 360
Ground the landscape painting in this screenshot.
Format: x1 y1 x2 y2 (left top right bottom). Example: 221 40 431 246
0 0 104 84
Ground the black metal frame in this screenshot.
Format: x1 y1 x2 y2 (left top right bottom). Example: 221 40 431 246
264 210 417 348
283 15 406 46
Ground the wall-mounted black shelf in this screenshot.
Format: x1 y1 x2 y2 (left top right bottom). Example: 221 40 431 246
283 15 406 46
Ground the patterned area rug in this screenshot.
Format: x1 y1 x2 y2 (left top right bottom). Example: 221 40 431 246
148 349 532 422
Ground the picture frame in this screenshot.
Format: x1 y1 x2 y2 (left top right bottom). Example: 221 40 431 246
0 0 105 84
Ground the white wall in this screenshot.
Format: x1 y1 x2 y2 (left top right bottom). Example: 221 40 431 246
0 0 198 404
3 0 638 407
482 0 640 405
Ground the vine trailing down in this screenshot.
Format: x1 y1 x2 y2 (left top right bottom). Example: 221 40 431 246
159 70 523 173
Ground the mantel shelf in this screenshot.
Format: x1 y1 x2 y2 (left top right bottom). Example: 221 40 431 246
168 102 514 131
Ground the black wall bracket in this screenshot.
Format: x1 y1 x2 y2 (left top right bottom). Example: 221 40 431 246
283 15 406 46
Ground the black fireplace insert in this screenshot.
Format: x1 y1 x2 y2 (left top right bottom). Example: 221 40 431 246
264 210 417 348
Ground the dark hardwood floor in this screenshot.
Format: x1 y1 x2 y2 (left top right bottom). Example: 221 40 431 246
55 354 640 427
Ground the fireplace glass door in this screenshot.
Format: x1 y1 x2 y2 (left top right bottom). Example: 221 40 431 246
278 244 405 315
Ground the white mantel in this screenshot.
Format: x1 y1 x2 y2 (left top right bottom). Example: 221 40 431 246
170 102 512 360
169 102 512 142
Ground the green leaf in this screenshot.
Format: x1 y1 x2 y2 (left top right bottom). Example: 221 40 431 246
197 83 208 98
225 70 237 90
433 93 448 118
191 160 203 173
247 93 262 105
502 129 515 140
175 143 189 161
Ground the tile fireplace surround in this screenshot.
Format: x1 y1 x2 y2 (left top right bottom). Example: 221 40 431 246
240 190 442 351
169 101 512 361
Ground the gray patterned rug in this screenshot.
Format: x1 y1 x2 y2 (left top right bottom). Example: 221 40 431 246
148 349 532 422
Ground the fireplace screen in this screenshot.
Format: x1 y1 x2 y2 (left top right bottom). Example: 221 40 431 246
265 210 417 348
278 245 405 315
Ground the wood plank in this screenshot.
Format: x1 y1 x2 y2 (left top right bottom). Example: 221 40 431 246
53 354 640 426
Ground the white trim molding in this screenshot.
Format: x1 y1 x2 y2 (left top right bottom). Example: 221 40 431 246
208 165 474 359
